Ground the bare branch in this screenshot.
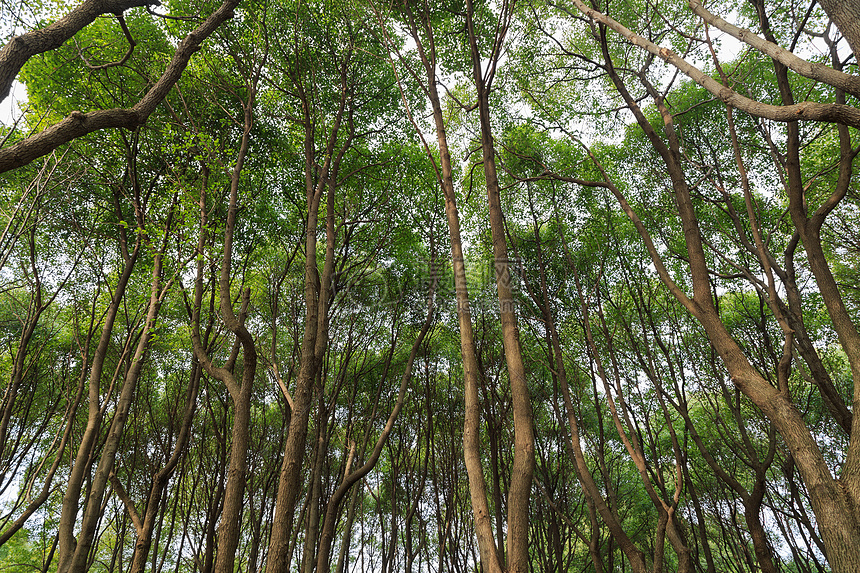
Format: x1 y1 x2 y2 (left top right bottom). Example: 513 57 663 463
77 14 136 71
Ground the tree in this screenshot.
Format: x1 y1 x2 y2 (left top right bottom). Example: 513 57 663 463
0 0 240 173
0 0 858 571
522 0 860 568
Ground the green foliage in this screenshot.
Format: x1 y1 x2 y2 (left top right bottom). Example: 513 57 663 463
1 0 858 571
0 528 44 573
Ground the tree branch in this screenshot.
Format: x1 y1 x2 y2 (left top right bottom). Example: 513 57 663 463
0 0 155 101
561 0 860 128
688 0 860 99
0 0 239 174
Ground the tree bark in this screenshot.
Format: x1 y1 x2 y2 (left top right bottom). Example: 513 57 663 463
817 0 860 61
266 61 351 570
57 231 141 573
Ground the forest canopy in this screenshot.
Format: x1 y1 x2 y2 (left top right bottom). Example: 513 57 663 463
0 0 859 572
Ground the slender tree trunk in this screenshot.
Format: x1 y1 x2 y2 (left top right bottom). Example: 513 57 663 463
57 236 140 573
185 79 260 573
267 75 350 568
69 228 170 573
390 12 503 570
463 4 535 568
125 359 202 573
301 403 327 573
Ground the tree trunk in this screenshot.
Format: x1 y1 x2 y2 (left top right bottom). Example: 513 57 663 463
463 2 535 569
57 234 141 573
817 0 860 61
267 78 348 569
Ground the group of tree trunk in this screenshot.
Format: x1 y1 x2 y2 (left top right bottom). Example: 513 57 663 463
0 0 859 572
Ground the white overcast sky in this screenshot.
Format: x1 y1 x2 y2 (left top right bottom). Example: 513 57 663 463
0 81 27 126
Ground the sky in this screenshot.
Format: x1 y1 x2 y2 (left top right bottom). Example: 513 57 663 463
0 80 26 126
